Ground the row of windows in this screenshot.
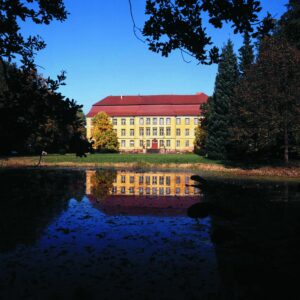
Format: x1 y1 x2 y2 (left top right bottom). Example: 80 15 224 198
120 140 191 147
112 186 199 195
118 175 190 185
120 127 192 137
112 117 199 126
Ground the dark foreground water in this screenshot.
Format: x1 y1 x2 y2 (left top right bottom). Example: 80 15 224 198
0 169 299 300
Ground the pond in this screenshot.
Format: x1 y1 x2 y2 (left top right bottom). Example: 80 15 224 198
0 169 299 300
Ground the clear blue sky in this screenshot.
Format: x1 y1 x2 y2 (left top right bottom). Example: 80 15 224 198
20 0 288 113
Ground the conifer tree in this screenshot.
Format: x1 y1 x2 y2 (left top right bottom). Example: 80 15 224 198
205 40 239 160
238 32 255 76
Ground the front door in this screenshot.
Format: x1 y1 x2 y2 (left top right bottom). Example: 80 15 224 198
152 139 158 149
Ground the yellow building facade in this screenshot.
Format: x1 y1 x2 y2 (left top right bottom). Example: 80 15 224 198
86 94 208 152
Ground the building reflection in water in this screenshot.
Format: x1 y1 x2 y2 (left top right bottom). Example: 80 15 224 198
86 170 202 216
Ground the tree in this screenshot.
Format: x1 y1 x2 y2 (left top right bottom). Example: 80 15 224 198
0 64 85 154
205 40 239 159
229 37 300 162
141 0 275 64
0 0 68 71
194 103 208 155
238 32 255 76
279 0 300 50
91 112 119 152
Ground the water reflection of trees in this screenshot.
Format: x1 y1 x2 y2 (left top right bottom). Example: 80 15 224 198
0 170 85 252
199 178 300 299
90 170 117 201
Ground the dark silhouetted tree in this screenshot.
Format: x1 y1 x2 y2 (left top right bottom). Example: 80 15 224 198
141 0 275 64
229 37 300 162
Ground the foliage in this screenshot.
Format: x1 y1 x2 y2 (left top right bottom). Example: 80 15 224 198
92 112 119 152
279 0 300 50
238 32 255 76
229 37 300 162
0 63 85 154
142 0 275 64
90 170 117 200
205 40 239 159
0 0 68 69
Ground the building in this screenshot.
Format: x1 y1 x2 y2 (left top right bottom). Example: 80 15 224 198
86 93 208 152
86 170 201 216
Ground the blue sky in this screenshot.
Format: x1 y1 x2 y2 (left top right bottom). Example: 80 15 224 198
20 0 288 113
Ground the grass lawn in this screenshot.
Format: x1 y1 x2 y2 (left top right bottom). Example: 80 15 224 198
42 153 220 165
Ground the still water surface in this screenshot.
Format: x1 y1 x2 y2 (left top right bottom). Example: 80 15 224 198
0 169 299 300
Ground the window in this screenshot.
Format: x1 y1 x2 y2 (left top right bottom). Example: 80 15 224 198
146 176 150 185
112 186 117 194
146 127 150 136
130 129 134 136
166 176 171 186
146 140 150 147
130 176 134 183
159 176 164 185
139 118 144 125
185 176 189 184
152 176 157 184
121 175 126 183
175 188 180 195
121 186 126 194
152 127 157 136
121 118 126 125
185 118 190 125
139 128 144 136
130 118 134 125
159 127 164 136
146 118 151 125
176 176 181 184
112 118 117 125
166 127 171 136
121 129 126 136
176 129 181 136
159 118 164 125
139 176 144 184
185 140 190 147
121 140 126 147
176 117 181 125
166 188 171 195
130 140 134 147
153 118 157 125
159 188 164 195
129 187 134 194
185 129 190 136
146 187 150 195
159 140 164 147
139 140 144 147
176 140 180 147
139 187 144 195
194 118 199 125
185 187 190 195
166 117 171 125
166 140 170 147
152 187 157 195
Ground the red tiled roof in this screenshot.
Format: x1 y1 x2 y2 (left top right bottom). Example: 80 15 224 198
86 93 208 117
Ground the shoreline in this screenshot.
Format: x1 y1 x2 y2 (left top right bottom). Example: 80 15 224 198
1 157 300 180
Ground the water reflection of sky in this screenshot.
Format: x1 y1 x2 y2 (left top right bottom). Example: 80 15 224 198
1 169 300 300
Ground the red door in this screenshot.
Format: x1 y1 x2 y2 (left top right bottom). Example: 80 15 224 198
152 139 158 149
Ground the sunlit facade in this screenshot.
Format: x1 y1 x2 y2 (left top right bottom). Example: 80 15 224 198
86 94 208 152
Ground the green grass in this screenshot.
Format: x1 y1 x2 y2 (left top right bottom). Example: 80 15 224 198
42 153 220 165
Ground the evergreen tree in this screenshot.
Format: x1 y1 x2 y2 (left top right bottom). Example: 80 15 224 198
229 37 300 162
279 0 300 50
206 40 239 160
92 112 119 152
238 32 255 76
